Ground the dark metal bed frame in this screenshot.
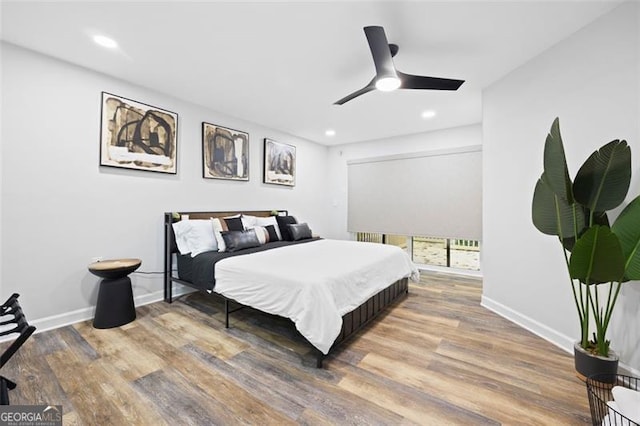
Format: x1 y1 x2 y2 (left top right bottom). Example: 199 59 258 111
163 210 409 368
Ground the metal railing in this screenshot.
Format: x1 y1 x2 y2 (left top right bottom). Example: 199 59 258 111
356 232 384 243
355 232 480 270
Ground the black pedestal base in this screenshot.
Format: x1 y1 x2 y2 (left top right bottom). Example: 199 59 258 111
93 276 136 329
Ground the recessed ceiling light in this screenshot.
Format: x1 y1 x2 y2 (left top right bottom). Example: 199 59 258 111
421 110 437 119
93 35 118 49
325 129 336 137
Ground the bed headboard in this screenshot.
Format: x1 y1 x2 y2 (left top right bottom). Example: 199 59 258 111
166 210 287 222
163 210 287 302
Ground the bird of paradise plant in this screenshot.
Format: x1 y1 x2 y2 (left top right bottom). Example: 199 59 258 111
532 118 640 357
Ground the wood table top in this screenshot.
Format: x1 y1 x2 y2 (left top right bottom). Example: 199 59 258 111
88 258 141 279
88 258 141 271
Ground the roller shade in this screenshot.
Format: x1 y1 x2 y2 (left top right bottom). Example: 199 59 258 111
347 146 482 240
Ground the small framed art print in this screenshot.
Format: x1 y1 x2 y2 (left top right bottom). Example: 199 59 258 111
263 138 295 186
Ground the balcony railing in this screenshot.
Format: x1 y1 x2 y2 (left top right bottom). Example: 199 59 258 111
355 233 480 271
355 232 384 244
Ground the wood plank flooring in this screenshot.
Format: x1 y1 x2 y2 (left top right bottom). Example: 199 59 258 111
0 272 591 425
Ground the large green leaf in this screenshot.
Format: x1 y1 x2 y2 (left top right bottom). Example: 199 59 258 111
569 226 625 284
612 195 640 280
532 174 585 237
543 118 573 203
573 140 631 213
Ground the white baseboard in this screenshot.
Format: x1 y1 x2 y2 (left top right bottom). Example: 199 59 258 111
618 363 640 377
481 295 575 353
481 295 640 377
1 286 196 342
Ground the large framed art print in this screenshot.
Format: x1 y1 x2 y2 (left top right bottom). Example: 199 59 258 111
202 122 249 181
263 138 295 186
100 92 178 174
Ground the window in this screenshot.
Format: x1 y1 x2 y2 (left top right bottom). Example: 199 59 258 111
356 233 480 271
450 239 480 270
412 237 447 267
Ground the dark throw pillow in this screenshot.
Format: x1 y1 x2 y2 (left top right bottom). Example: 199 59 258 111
224 217 245 232
288 223 312 241
221 229 261 252
276 215 297 241
264 225 280 242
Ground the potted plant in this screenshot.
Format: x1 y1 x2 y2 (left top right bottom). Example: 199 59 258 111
532 118 640 380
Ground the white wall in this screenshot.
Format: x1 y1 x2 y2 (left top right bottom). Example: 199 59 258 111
326 124 482 240
0 42 330 330
482 2 640 372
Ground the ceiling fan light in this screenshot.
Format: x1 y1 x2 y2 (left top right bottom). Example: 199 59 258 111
375 76 401 92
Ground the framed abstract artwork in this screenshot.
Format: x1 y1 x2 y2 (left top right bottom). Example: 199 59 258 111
263 138 295 186
202 122 249 181
100 92 178 174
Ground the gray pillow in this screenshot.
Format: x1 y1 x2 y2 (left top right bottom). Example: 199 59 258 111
220 229 261 252
288 223 312 241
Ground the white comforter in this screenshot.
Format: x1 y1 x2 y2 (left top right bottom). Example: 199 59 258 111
214 239 419 354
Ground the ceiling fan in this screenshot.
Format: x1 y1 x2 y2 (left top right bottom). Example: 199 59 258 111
334 26 464 105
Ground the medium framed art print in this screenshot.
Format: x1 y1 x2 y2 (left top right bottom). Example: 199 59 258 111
202 122 249 181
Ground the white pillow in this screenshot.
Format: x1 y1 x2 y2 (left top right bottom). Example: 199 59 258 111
171 220 194 254
172 220 218 257
241 214 258 229
248 226 268 245
254 216 282 240
211 218 227 252
612 386 640 424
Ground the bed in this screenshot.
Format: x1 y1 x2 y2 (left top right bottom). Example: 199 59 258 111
163 210 419 367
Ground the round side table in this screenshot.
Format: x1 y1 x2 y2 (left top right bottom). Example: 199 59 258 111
88 258 141 329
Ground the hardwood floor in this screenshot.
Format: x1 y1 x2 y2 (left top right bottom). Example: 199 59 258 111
1 272 591 425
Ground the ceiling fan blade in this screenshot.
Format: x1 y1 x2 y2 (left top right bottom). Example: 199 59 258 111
334 80 376 105
364 26 397 78
397 71 464 90
334 26 464 105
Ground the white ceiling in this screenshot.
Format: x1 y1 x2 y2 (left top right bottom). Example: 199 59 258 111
0 1 621 145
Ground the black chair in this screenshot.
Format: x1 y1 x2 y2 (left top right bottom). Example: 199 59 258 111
0 293 36 405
